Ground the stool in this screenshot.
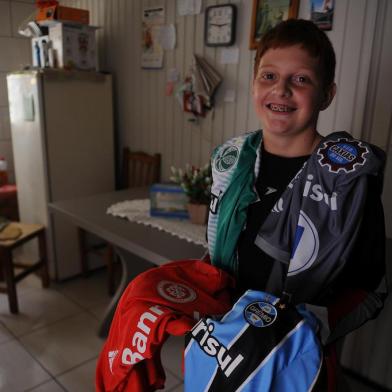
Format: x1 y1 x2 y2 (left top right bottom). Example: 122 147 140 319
0 222 50 313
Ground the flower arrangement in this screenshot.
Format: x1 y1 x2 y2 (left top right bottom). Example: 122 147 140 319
170 163 212 205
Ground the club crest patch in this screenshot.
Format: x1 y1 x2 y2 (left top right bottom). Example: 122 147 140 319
215 145 239 172
317 138 368 173
157 280 197 303
244 301 277 328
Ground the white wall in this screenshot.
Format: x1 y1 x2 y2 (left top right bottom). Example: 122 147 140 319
0 0 35 183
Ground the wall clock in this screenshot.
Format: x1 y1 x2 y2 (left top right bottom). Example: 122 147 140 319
204 4 237 47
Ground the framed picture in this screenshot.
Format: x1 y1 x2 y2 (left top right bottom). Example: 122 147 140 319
249 0 299 50
310 0 334 31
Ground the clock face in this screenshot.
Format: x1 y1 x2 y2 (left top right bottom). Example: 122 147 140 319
205 4 236 47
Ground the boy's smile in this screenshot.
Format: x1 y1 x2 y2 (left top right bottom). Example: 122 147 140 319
253 45 334 144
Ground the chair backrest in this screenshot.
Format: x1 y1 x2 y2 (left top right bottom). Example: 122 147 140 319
122 148 161 188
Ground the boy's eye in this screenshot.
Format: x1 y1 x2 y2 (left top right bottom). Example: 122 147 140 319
261 72 276 81
292 75 309 84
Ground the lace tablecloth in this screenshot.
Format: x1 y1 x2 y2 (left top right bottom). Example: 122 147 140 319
107 199 207 247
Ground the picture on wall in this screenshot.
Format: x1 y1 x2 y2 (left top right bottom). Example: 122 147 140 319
249 0 299 50
309 0 334 30
141 5 165 69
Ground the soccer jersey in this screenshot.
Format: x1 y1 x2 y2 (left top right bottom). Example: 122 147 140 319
184 290 324 392
96 259 234 392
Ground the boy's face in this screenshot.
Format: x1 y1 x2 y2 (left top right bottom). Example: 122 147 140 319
252 45 334 139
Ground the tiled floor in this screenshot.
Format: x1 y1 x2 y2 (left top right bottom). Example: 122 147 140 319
0 268 385 392
0 269 184 392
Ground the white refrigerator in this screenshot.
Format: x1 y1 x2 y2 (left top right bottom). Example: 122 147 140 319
7 69 115 280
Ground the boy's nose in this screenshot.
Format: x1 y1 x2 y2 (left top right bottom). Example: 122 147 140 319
273 79 291 97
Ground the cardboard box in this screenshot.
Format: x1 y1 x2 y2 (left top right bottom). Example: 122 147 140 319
36 5 89 25
31 36 51 67
150 184 189 219
49 23 98 71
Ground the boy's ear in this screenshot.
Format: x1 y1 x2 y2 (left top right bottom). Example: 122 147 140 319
320 83 336 111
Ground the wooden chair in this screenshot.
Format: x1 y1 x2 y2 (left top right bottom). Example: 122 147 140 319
0 222 50 313
79 148 161 295
122 149 161 188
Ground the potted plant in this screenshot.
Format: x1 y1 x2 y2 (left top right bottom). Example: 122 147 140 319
170 163 212 224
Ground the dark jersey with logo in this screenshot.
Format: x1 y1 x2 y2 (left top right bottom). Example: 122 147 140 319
237 145 385 303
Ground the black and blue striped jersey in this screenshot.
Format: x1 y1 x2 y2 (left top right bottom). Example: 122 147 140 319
184 290 324 392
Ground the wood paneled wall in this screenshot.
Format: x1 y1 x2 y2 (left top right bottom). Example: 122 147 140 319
62 1 389 165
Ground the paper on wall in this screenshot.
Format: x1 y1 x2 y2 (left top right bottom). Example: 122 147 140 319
142 4 165 24
157 24 176 50
220 48 240 65
141 5 165 69
177 0 202 16
224 89 236 103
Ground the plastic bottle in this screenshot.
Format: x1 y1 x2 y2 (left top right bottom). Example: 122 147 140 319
0 157 8 186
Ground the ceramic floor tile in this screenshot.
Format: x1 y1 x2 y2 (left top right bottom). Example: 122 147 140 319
0 287 83 337
168 384 184 392
56 357 97 392
27 379 66 392
54 271 112 310
0 339 51 391
13 268 46 295
87 300 113 322
19 312 104 376
161 368 183 391
161 335 185 379
0 321 13 344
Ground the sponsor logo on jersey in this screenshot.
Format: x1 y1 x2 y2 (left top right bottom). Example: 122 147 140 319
215 145 239 172
302 174 338 211
244 301 277 328
317 138 368 173
157 280 197 303
191 320 244 377
273 173 338 212
108 350 119 374
121 305 164 366
288 210 319 276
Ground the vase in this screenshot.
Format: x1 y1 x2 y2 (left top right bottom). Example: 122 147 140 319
187 203 208 225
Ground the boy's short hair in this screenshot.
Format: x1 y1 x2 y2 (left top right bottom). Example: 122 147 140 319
254 19 336 89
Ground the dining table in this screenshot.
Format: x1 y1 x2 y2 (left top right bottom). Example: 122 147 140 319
49 187 206 337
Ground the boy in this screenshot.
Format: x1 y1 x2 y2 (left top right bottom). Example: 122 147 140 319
207 19 386 390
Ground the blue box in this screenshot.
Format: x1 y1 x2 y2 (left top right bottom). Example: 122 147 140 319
150 184 189 219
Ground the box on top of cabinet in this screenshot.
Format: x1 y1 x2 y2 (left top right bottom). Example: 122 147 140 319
36 5 89 25
49 22 98 71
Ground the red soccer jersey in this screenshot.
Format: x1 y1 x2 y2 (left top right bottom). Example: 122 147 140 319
96 259 234 392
